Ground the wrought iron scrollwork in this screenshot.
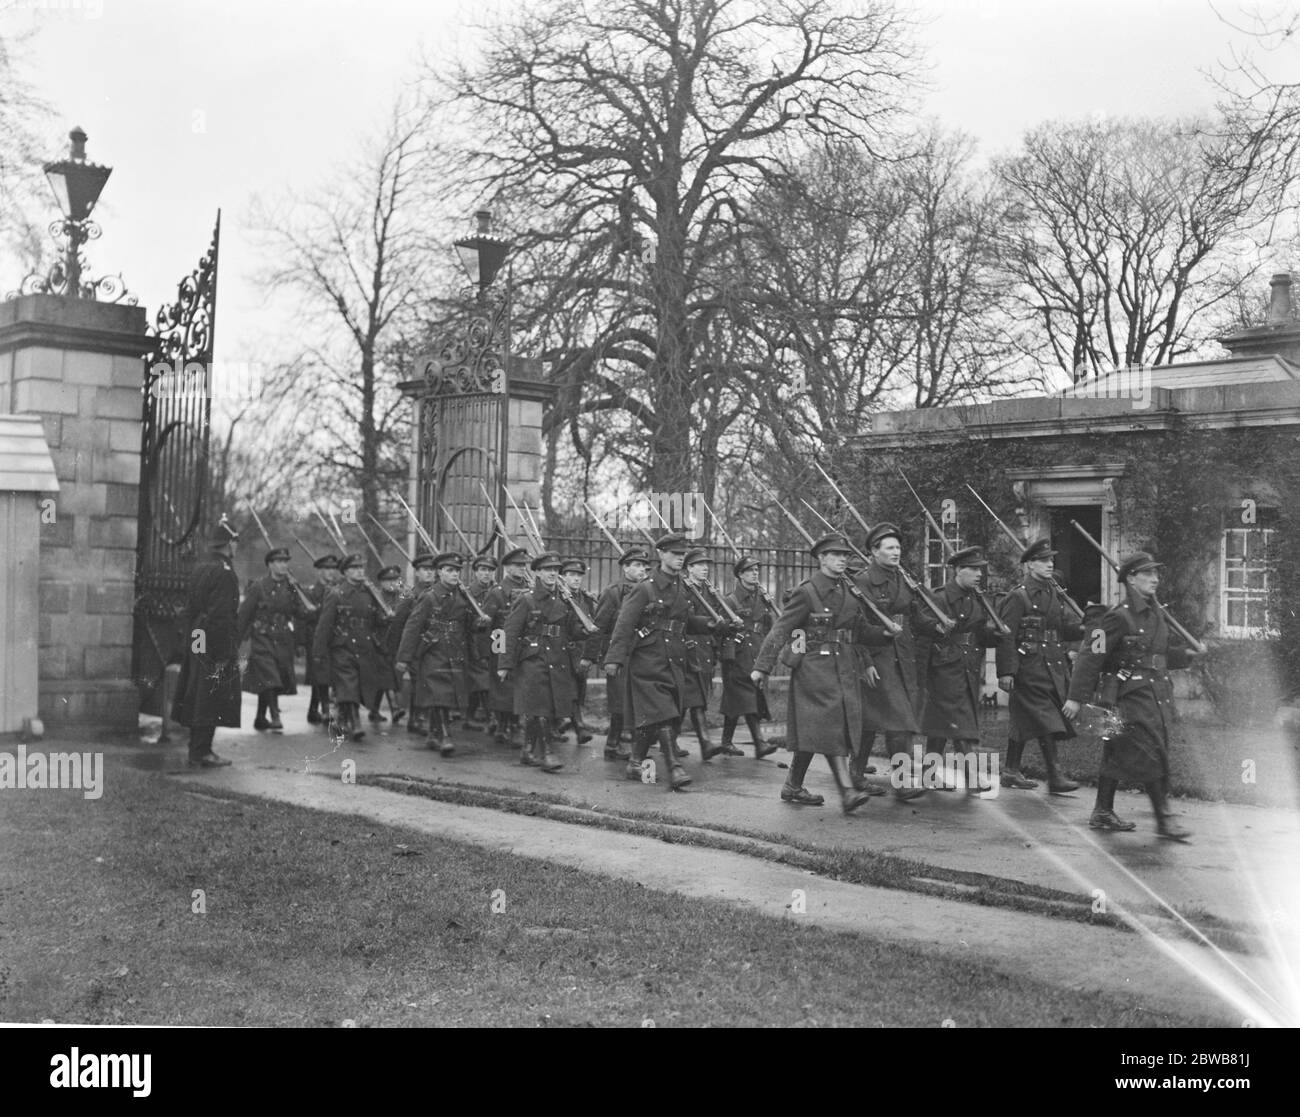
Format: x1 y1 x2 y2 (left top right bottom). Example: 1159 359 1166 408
8 218 137 304
146 218 220 383
419 289 508 397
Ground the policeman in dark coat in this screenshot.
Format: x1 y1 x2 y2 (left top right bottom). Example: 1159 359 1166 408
586 545 650 759
311 554 390 741
604 532 724 791
369 564 405 724
852 523 934 798
915 548 1003 790
1065 553 1199 840
720 555 777 759
239 546 316 732
500 552 590 771
172 515 240 767
464 556 500 731
395 551 478 756
752 533 890 812
485 547 533 748
302 554 341 725
388 552 436 734
560 559 598 744
681 548 725 757
996 538 1085 793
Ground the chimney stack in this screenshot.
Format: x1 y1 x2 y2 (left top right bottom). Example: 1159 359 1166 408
1267 273 1294 326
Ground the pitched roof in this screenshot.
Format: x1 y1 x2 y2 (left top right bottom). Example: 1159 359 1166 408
0 414 60 493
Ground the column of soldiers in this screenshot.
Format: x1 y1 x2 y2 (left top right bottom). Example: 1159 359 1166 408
176 512 1200 843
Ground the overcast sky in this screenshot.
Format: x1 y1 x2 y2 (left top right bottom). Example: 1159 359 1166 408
2 0 1289 369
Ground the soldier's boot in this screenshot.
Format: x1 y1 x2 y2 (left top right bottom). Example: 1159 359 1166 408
1002 738 1038 790
254 694 270 731
1148 783 1191 842
348 702 366 742
1040 738 1078 794
425 708 444 752
746 715 776 759
507 715 526 751
828 755 872 815
720 716 745 757
368 692 387 723
658 724 691 791
625 728 651 781
463 693 487 732
928 736 957 790
955 740 986 794
572 703 594 744
671 716 689 759
307 687 323 725
268 693 284 732
519 717 540 767
890 732 927 801
690 707 717 756
604 714 630 760
408 706 427 736
779 750 824 806
537 717 563 773
1089 776 1136 832
851 733 879 788
438 708 457 757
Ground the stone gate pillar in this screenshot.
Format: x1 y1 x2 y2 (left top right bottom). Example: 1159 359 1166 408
0 294 151 730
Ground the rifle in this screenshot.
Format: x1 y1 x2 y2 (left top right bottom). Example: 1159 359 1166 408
637 496 740 625
392 493 488 624
698 492 777 617
508 489 599 634
434 502 493 624
896 469 1010 637
811 460 954 628
965 483 1086 622
366 513 414 565
315 504 393 620
1070 519 1207 654
475 483 535 588
245 503 316 613
582 499 626 557
755 477 901 634
352 520 386 569
293 535 319 565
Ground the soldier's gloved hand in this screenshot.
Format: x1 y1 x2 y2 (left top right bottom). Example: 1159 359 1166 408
864 665 880 689
497 669 510 682
750 670 766 688
998 674 1015 693
474 617 491 631
395 662 408 675
1062 699 1081 720
604 663 621 678
578 658 592 673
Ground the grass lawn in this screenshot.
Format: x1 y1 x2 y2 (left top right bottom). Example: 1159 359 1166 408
0 764 1215 1027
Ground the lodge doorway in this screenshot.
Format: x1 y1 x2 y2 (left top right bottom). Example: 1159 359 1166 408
1049 504 1103 608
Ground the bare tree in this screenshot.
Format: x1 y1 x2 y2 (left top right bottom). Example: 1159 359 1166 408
0 23 52 283
440 0 919 496
995 114 1293 379
245 92 443 524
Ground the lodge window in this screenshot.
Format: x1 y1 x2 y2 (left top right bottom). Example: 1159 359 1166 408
925 516 962 587
1221 511 1277 638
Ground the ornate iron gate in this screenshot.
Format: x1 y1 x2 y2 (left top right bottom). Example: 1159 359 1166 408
131 213 220 714
414 293 510 552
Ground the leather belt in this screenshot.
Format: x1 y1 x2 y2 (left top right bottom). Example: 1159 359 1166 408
811 628 856 645
536 624 563 637
951 632 974 647
663 620 686 635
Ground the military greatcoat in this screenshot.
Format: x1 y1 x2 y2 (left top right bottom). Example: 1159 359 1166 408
1067 594 1191 785
300 578 334 687
502 582 589 718
238 574 310 695
605 568 717 729
173 551 242 729
753 572 889 755
586 578 639 719
853 562 924 733
311 582 389 704
486 575 532 714
466 580 497 693
681 579 723 708
995 575 1084 742
396 581 477 709
915 580 1001 740
719 582 773 719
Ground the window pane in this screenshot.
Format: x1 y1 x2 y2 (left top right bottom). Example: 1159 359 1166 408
1225 531 1245 560
1227 599 1246 627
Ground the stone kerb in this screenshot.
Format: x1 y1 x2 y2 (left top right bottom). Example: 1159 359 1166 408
0 294 150 729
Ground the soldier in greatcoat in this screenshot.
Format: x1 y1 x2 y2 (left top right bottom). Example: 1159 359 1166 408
604 533 727 791
752 533 890 812
172 515 240 768
720 555 777 759
302 554 342 725
996 538 1085 793
311 553 390 741
914 547 1003 791
586 545 650 759
395 551 478 756
500 552 590 771
238 545 316 732
368 564 406 725
485 547 533 749
464 555 500 731
387 552 436 734
680 549 726 757
852 523 938 799
1065 552 1199 840
559 559 598 744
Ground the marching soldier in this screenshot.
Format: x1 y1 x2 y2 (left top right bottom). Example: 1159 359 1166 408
587 545 650 760
996 538 1084 793
395 551 478 756
915 548 1002 790
369 564 406 725
485 546 533 749
388 552 437 734
464 555 500 731
604 532 725 791
1064 553 1199 840
238 545 317 732
302 553 342 725
852 523 935 799
172 515 240 768
720 555 778 759
311 553 390 742
752 533 889 812
500 552 589 771
680 549 725 757
560 559 597 743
